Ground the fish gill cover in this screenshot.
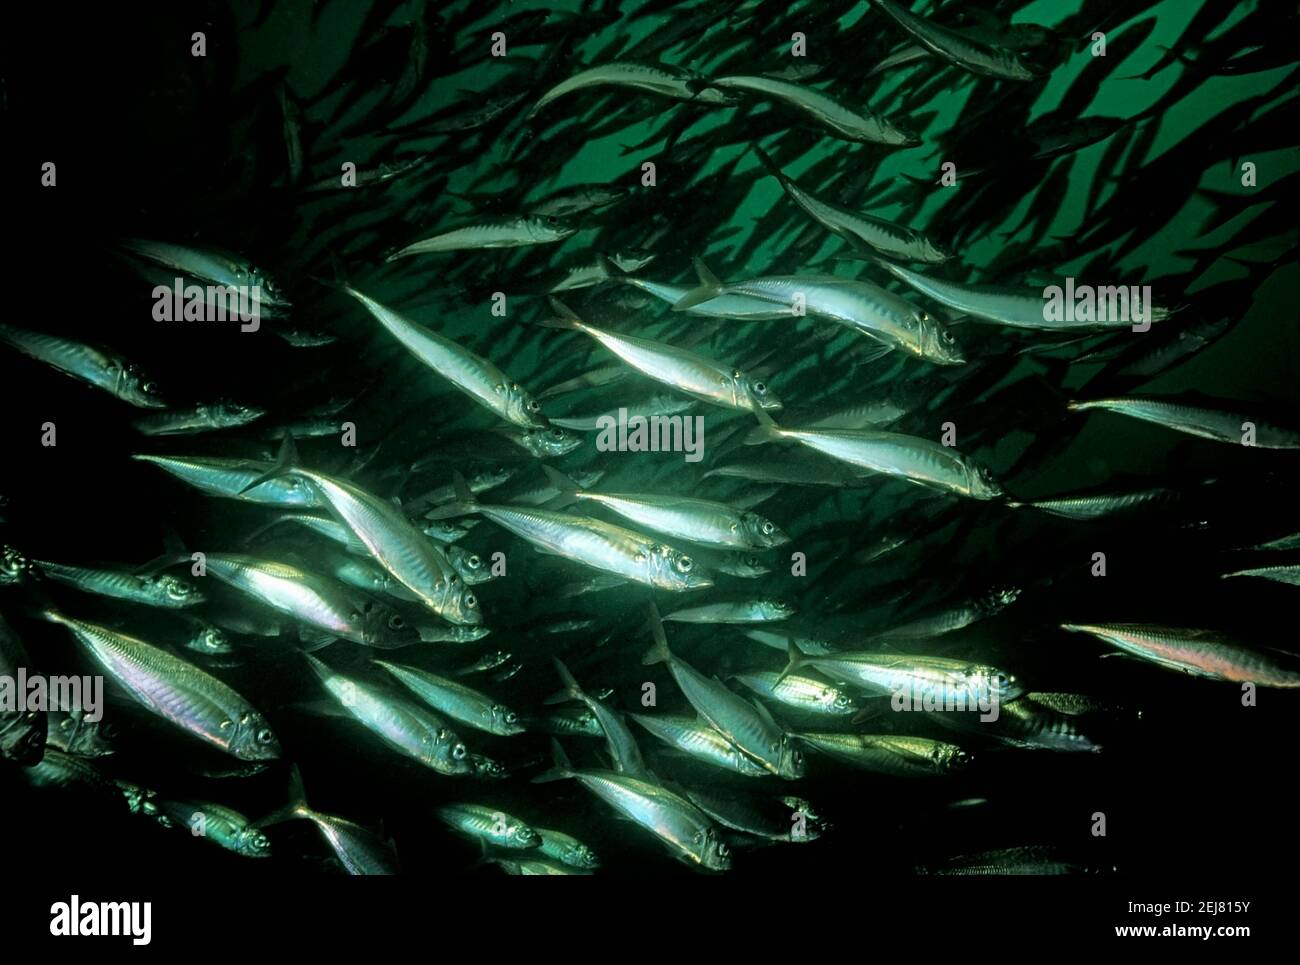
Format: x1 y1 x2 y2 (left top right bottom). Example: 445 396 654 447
1 0 1298 888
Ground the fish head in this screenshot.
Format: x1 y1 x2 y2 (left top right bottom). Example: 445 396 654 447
188 625 232 654
470 754 508 779
736 371 782 410
695 828 732 871
452 549 489 582
152 574 205 606
522 426 584 458
824 688 857 715
918 312 965 365
433 726 474 774
491 703 525 735
528 214 578 243
0 544 33 585
229 711 281 761
936 744 973 773
740 512 790 548
439 579 484 626
973 666 1022 703
236 826 272 858
424 519 471 542
650 544 713 591
502 380 549 428
967 462 1004 500
509 822 543 849
120 364 168 408
358 601 427 647
718 552 770 578
566 843 600 869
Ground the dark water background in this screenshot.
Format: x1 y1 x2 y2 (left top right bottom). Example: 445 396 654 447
3 0 1298 879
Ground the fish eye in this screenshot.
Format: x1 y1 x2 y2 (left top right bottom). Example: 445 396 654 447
941 330 955 344
551 428 564 439
753 381 767 395
256 728 274 744
466 555 482 568
142 381 159 395
388 615 405 629
717 842 730 857
452 743 467 760
677 556 693 572
761 521 775 535
464 593 478 609
504 711 518 724
746 555 759 566
794 751 805 767
527 399 541 412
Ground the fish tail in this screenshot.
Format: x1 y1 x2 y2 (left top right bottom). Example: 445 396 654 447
641 602 673 665
531 738 576 784
543 657 585 705
423 471 480 521
749 142 790 190
255 763 313 828
778 636 808 683
744 403 783 445
671 257 725 312
239 433 301 494
540 465 582 506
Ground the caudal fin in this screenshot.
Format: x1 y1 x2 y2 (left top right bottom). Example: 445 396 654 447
671 257 725 312
744 402 784 445
540 465 583 507
641 602 673 666
777 636 809 683
543 656 586 706
254 763 313 828
239 433 301 495
531 738 577 784
423 471 480 521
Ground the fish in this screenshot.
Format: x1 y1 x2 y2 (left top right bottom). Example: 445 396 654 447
376 661 524 736
751 144 950 263
869 0 1040 81
746 408 1003 499
429 472 712 592
628 713 771 777
436 803 540 849
707 75 915 145
0 323 166 408
731 670 859 717
151 798 271 858
542 466 789 550
781 639 1022 705
547 657 648 777
133 402 266 436
1067 396 1300 448
243 436 483 625
133 454 325 508
643 604 804 779
202 553 425 648
33 559 204 609
534 739 731 871
386 215 577 259
526 62 737 119
117 239 291 315
794 732 971 776
1062 623 1300 687
340 285 548 429
674 261 964 365
662 600 795 624
541 301 782 412
303 653 474 774
41 610 280 760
